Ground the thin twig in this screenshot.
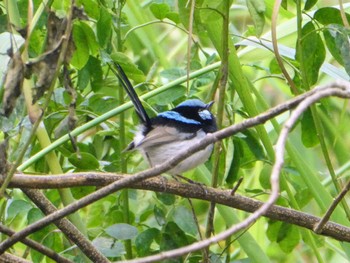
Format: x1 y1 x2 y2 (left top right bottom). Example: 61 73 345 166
271 0 298 94
314 179 350 233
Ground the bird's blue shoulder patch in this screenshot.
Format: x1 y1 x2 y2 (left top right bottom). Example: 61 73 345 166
157 111 201 125
176 99 206 108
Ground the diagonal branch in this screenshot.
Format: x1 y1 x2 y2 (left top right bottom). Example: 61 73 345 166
20 189 109 263
0 224 73 263
0 81 349 255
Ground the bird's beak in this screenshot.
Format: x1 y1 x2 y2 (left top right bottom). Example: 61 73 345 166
206 101 215 109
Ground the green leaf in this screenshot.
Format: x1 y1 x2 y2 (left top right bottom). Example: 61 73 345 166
259 164 272 189
97 6 112 48
160 222 189 252
323 24 350 77
277 223 301 253
246 0 265 37
88 95 118 114
78 21 99 56
266 220 281 242
304 0 317 10
7 200 32 220
110 53 146 83
301 109 318 148
68 152 99 170
71 186 95 199
225 138 241 184
77 0 100 20
160 68 186 80
105 223 138 240
92 237 125 257
236 130 266 167
71 22 90 69
148 85 185 106
150 3 170 20
172 206 197 236
296 21 325 86
154 205 166 226
135 228 161 256
156 192 176 206
314 7 350 25
166 12 180 24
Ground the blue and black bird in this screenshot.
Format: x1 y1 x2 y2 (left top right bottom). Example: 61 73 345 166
114 64 217 175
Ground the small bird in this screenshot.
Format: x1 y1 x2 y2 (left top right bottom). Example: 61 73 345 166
114 64 217 175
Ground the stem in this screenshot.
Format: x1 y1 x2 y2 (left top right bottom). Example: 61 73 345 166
116 0 132 258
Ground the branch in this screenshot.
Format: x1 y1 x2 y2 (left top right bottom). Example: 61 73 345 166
20 189 109 263
314 179 350 233
0 252 31 263
0 224 73 263
4 172 350 242
0 81 349 255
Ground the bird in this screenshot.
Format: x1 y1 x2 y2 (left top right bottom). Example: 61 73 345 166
114 63 217 176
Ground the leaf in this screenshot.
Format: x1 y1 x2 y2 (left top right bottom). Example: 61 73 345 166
236 130 266 167
71 186 95 199
135 228 161 256
148 85 185 106
156 192 176 206
295 21 325 86
78 0 100 20
323 24 350 77
259 164 272 189
266 220 281 242
246 0 265 37
68 152 99 170
78 21 99 55
110 52 146 83
71 22 90 69
92 237 125 257
277 223 301 253
154 205 166 226
105 223 138 240
88 95 118 114
304 0 317 10
166 12 180 24
97 6 112 48
160 68 186 81
150 3 170 20
172 206 197 236
225 138 242 184
7 200 32 220
314 7 350 25
160 222 189 251
301 109 318 148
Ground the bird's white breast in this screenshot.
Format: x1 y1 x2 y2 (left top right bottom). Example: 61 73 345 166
133 129 213 175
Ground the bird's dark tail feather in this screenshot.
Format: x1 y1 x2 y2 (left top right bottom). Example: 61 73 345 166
112 63 152 127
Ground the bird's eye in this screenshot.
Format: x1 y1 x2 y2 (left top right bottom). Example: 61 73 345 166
198 109 212 120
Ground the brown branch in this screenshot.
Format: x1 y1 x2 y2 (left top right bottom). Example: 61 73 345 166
20 189 109 263
0 81 349 255
3 172 350 242
0 252 31 263
0 224 73 263
314 179 350 233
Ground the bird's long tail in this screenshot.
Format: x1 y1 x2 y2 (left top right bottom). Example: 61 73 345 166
111 63 152 128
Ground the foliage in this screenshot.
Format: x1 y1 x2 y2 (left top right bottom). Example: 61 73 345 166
1 0 350 262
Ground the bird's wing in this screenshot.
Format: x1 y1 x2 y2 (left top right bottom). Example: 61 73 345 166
135 126 194 148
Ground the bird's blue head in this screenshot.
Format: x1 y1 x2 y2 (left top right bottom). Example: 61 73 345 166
156 99 217 133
